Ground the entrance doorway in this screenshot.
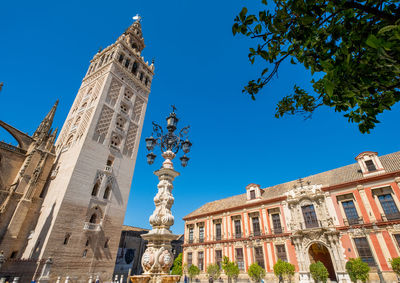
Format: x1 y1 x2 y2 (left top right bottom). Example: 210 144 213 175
308 243 337 281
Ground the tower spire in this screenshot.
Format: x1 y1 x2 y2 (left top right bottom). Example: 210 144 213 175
33 100 59 139
123 15 145 53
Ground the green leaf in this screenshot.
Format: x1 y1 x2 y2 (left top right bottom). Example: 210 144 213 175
365 34 380 49
239 7 248 22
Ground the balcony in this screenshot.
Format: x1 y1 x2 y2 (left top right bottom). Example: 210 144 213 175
110 144 120 151
104 165 113 174
304 219 320 229
83 222 101 232
344 217 364 226
272 228 283 235
381 212 400 221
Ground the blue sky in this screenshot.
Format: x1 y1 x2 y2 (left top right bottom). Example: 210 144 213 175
1 0 399 235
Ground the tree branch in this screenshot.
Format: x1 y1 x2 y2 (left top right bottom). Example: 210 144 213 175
342 1 397 23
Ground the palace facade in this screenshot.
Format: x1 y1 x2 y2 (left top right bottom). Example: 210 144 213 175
0 18 154 282
183 151 400 283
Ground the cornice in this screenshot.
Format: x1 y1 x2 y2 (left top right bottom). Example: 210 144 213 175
183 196 287 221
321 170 400 192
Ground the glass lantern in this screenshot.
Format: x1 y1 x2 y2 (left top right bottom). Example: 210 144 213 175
180 155 189 167
181 139 192 154
146 152 156 165
145 136 156 151
166 113 179 131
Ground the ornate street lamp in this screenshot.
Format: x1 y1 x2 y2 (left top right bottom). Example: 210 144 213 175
131 106 192 283
145 105 191 167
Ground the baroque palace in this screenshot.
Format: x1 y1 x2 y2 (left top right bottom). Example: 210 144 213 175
183 151 400 283
0 18 153 282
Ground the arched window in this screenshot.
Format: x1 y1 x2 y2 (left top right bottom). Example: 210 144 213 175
65 135 74 147
131 62 138 74
82 249 87 258
63 234 71 245
103 186 111 200
85 238 90 246
74 116 81 126
91 182 99 197
104 238 109 248
89 213 97 224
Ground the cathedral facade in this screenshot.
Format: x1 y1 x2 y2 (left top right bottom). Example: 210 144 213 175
0 18 154 282
183 151 400 283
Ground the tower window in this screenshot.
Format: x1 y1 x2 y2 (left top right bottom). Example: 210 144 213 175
65 135 74 147
10 251 18 259
365 160 377 172
131 42 138 50
99 55 105 67
140 72 144 81
111 134 121 147
63 234 71 245
85 238 90 246
91 182 99 196
89 213 97 224
74 116 81 127
116 116 125 130
120 103 128 114
118 54 124 63
124 90 132 100
131 62 138 74
106 156 114 167
103 185 111 200
104 238 109 248
82 249 87 258
145 77 149 86
125 59 130 68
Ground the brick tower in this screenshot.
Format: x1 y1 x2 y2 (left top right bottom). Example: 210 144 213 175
21 18 154 282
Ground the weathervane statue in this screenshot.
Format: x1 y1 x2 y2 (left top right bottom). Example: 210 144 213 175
130 106 192 283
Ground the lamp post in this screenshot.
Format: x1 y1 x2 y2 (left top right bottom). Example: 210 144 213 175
134 106 192 283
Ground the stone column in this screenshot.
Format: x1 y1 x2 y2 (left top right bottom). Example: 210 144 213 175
136 150 181 283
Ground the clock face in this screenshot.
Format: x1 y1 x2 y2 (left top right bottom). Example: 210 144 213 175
125 248 135 264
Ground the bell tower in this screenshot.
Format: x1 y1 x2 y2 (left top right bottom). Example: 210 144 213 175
22 18 154 282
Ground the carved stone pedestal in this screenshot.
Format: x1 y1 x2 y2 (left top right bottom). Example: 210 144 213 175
134 151 181 283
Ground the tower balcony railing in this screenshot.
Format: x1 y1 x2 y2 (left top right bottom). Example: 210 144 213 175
83 222 101 231
104 165 113 174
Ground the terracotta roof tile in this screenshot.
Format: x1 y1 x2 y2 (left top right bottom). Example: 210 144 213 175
184 151 400 219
